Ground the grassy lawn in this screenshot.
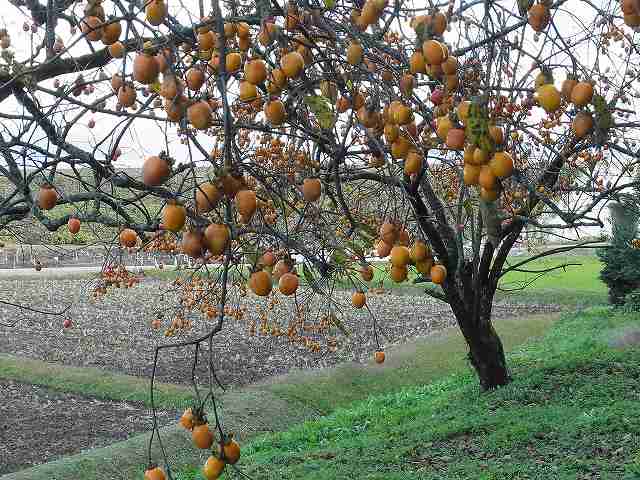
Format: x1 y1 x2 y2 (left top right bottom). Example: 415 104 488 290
176 307 640 480
497 254 607 307
143 253 607 306
0 354 193 410
266 314 557 414
0 253 612 480
359 253 606 307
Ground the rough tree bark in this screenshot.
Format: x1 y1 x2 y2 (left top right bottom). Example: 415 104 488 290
460 315 511 390
406 184 512 390
447 283 511 390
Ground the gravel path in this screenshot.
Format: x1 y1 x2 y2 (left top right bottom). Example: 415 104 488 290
0 379 178 475
0 277 560 387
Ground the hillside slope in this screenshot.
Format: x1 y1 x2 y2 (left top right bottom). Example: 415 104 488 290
177 308 640 479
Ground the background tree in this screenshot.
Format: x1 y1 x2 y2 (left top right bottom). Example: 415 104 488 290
1 0 640 477
598 178 640 305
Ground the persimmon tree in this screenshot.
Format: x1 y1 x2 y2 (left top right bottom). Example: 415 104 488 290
2 0 640 477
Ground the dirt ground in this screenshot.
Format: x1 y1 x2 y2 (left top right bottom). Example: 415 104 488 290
0 277 560 387
0 379 178 475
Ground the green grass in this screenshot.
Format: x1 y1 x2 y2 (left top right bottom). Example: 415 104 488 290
267 314 557 414
177 307 640 479
497 254 607 307
0 354 193 410
372 253 605 304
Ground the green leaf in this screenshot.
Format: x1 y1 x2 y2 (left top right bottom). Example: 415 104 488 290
324 0 335 9
331 249 347 266
517 0 534 16
355 221 377 242
414 22 429 44
328 311 351 337
304 95 336 130
302 263 323 293
302 263 315 284
463 199 474 218
346 239 365 259
149 80 161 93
593 93 613 133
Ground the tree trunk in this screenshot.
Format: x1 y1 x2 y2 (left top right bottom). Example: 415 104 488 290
464 321 511 390
448 282 511 390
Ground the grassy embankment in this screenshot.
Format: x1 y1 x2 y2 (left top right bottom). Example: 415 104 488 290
176 308 640 480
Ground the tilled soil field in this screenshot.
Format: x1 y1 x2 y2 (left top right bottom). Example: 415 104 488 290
0 276 560 387
0 379 178 475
